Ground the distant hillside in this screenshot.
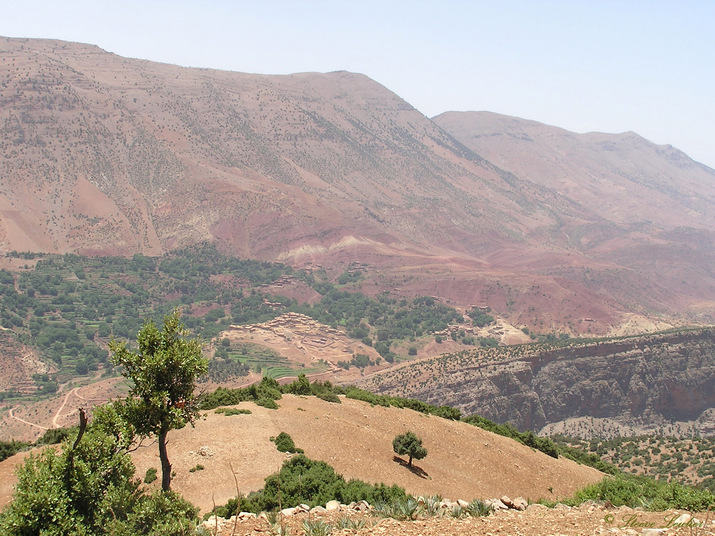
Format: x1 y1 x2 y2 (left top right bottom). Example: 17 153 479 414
2 37 715 331
357 328 715 438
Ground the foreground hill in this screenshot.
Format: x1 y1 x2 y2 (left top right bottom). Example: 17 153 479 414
2 37 715 330
0 394 602 513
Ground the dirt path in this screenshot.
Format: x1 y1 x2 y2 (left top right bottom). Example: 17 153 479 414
8 407 48 431
52 387 79 428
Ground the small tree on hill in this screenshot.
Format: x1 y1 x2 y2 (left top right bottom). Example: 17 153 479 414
392 431 427 467
110 310 207 491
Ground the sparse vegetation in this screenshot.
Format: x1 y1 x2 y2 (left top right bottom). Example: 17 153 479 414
214 407 252 416
547 473 715 512
144 467 158 483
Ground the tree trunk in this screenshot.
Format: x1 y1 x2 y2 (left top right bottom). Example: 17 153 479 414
158 426 172 491
408 455 413 467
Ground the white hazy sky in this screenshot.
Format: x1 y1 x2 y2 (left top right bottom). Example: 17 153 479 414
2 0 714 169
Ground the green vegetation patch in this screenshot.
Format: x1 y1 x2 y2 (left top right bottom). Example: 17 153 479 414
208 455 408 516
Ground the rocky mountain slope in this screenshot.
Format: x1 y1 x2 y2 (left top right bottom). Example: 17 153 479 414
434 111 715 329
357 328 715 438
2 37 715 331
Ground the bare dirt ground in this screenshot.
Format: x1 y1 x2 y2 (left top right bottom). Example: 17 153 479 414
130 395 601 514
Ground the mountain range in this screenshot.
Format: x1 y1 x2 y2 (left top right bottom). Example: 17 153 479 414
2 36 715 333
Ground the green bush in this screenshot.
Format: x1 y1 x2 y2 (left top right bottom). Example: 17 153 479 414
144 467 158 484
0 412 199 536
256 397 279 409
316 391 341 404
0 440 29 462
271 432 303 454
214 407 252 416
568 474 715 511
35 426 76 445
212 455 407 515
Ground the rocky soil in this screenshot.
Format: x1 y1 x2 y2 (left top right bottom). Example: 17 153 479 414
204 502 715 536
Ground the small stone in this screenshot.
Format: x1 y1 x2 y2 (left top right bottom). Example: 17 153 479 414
672 513 690 525
238 511 256 520
512 497 528 511
325 500 341 511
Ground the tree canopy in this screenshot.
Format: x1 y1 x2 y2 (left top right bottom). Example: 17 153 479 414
109 310 207 490
392 431 428 467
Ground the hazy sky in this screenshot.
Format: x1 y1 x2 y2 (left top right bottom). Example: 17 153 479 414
2 0 714 168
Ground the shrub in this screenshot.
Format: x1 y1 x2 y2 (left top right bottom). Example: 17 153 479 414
256 397 279 409
0 440 29 462
569 474 715 511
271 432 303 454
0 409 199 536
316 391 341 404
144 467 158 484
212 455 407 515
214 407 252 416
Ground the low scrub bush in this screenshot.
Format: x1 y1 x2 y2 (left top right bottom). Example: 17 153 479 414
0 440 29 462
562 474 715 511
214 407 252 416
271 432 303 454
210 455 407 516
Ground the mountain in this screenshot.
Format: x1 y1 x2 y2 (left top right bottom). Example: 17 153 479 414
2 37 715 332
433 111 715 329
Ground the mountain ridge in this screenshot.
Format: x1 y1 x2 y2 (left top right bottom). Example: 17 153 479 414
2 36 715 332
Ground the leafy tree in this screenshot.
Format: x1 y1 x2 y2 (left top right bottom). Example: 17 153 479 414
0 406 199 536
109 310 207 491
392 431 427 467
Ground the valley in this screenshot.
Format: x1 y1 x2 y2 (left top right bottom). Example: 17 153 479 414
0 36 714 533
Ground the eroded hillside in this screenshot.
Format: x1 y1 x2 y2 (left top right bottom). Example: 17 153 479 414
2 38 715 330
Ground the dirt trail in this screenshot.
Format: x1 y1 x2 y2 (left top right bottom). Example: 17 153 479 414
52 387 80 428
8 408 48 431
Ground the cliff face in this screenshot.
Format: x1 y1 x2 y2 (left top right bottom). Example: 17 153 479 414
358 329 715 437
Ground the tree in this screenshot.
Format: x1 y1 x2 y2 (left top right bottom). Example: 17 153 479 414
392 431 427 467
0 406 199 536
109 310 207 491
